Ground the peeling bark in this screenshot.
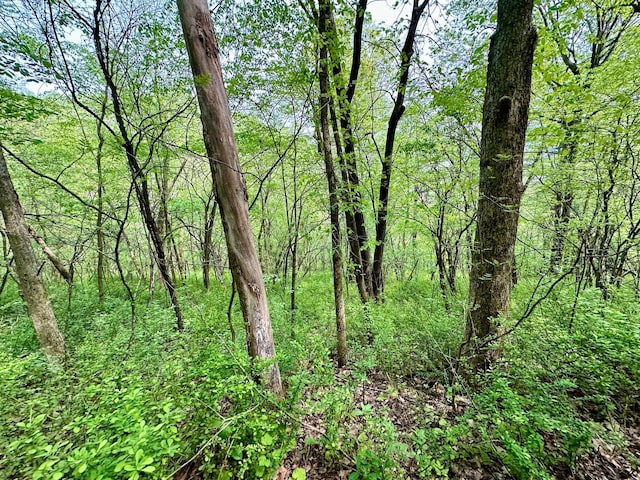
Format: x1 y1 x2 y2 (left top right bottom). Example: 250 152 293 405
178 0 283 395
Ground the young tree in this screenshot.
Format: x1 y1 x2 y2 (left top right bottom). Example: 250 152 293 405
538 0 639 269
35 0 188 331
321 0 372 303
177 0 283 395
308 0 429 302
0 142 65 365
372 0 429 300
459 0 537 372
317 0 348 367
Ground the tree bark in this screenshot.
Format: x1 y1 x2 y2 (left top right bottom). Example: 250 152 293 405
0 143 65 365
317 0 348 367
372 0 429 300
460 0 537 373
323 0 372 300
178 0 283 395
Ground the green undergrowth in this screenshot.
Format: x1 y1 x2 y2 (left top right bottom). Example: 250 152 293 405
1 275 638 479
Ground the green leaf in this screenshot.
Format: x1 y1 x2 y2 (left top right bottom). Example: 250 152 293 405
261 433 274 446
230 445 243 461
292 467 307 480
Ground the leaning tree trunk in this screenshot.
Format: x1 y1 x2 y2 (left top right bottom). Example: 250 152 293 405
178 0 283 395
0 143 65 365
459 0 537 373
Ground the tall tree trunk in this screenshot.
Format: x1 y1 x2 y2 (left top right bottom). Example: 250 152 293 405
322 0 372 300
289 156 302 329
289 197 302 332
372 0 429 300
549 129 576 269
460 0 537 373
0 143 65 365
434 204 451 311
178 0 283 395
317 0 348 367
155 156 184 286
328 86 369 303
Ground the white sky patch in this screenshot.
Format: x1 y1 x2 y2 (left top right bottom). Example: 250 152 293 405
369 0 445 30
369 0 411 25
368 0 446 68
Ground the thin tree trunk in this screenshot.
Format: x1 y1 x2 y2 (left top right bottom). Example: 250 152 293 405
328 90 369 303
550 138 576 269
91 1 184 331
178 0 283 395
0 143 65 365
202 193 217 290
434 204 451 311
459 0 537 373
372 0 429 300
96 102 106 305
0 259 11 298
227 279 237 343
290 200 301 329
318 0 348 367
290 156 302 330
324 0 373 298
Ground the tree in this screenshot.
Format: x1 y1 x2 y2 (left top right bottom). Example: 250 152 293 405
459 0 537 372
537 0 639 269
317 0 348 367
34 0 189 330
371 0 429 300
177 0 283 395
308 0 429 302
321 0 372 303
0 141 65 365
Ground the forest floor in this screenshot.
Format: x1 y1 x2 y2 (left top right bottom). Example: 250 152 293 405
3 277 640 480
277 367 640 480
